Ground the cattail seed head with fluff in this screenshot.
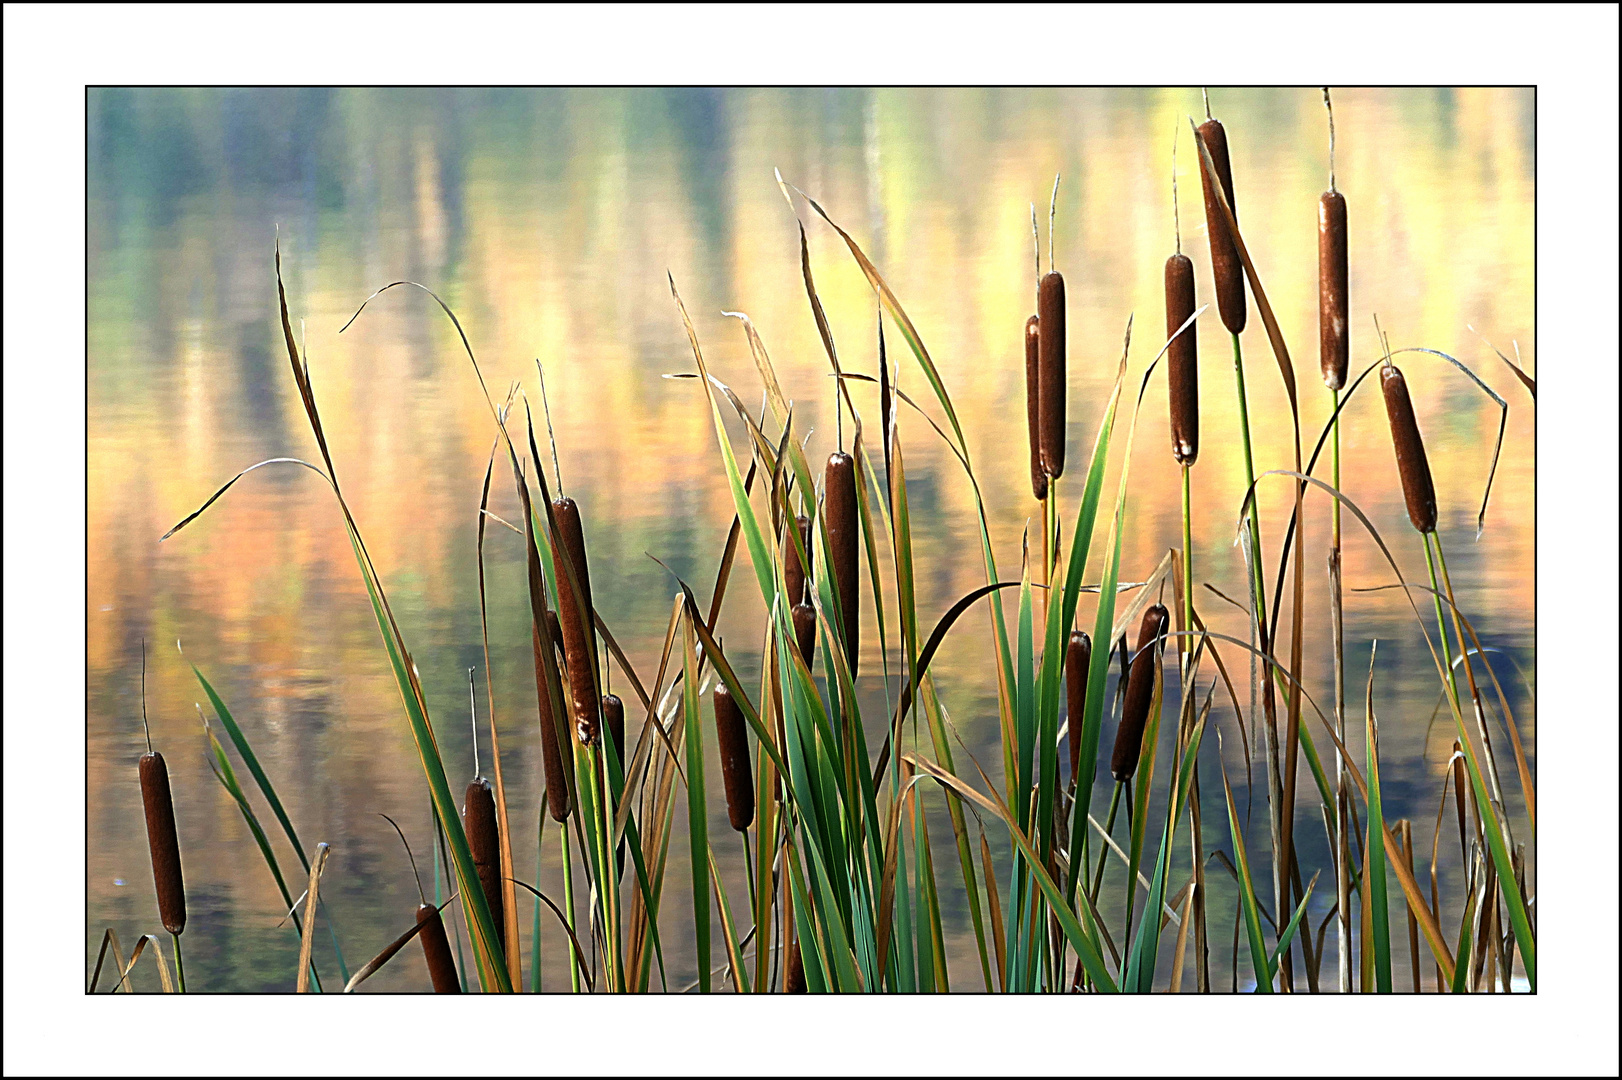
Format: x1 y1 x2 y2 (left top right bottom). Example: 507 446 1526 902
1065 630 1091 785
824 452 861 677
1111 605 1169 782
1196 118 1246 335
551 496 602 746
415 903 461 992
1318 190 1349 390
1037 273 1067 479
1380 363 1437 534
784 513 813 607
602 693 625 764
1024 315 1048 500
1165 252 1199 465
139 751 186 935
461 777 505 957
713 684 755 832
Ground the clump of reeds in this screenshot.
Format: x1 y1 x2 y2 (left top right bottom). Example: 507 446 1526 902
415 903 461 992
713 684 754 831
825 452 860 675
1380 363 1437 534
1065 630 1091 785
462 777 505 956
1025 314 1047 500
1110 604 1169 782
139 750 186 936
552 496 601 745
1196 114 1246 334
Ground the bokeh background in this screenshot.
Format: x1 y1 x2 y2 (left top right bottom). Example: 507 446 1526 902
88 87 1533 991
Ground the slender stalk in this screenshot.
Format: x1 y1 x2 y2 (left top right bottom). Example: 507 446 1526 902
1232 329 1289 987
1089 781 1124 904
1331 386 1351 994
561 824 580 993
1432 535 1510 821
1422 534 1460 711
1181 466 1193 676
172 932 185 993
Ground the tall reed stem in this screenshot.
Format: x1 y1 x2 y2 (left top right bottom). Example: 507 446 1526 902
561 825 580 993
1422 534 1461 710
172 932 185 993
1232 329 1287 987
1331 386 1351 994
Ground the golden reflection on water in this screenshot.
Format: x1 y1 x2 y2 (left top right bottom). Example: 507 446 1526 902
89 88 1532 990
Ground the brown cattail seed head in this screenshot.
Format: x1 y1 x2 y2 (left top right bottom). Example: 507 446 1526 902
1196 118 1246 335
1037 272 1067 479
139 751 186 935
713 684 755 832
602 693 625 763
532 613 572 823
415 903 461 992
1165 252 1199 465
1318 190 1349 390
1380 364 1437 533
462 777 505 957
552 497 602 746
824 452 860 677
1024 315 1048 500
792 602 818 670
1065 631 1092 785
785 938 807 993
1111 605 1169 782
784 514 813 606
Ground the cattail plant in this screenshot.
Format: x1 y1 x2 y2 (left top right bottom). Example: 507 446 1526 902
792 602 817 669
1037 271 1066 480
415 902 461 993
552 496 602 746
825 451 860 677
1024 314 1047 500
1166 251 1199 467
785 938 807 993
1196 112 1245 335
785 513 813 606
1380 363 1436 535
1065 630 1091 786
1111 604 1169 783
462 777 506 958
1319 86 1354 995
714 684 755 832
533 603 571 823
140 750 186 938
1167 128 1201 698
136 647 186 992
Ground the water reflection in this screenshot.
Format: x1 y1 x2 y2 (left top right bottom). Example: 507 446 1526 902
89 87 1533 991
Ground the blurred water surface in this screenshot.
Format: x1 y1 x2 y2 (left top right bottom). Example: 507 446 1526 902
89 88 1533 991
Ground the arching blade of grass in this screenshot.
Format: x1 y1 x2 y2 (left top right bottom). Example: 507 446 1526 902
198 707 321 991
1217 741 1272 992
189 662 347 984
